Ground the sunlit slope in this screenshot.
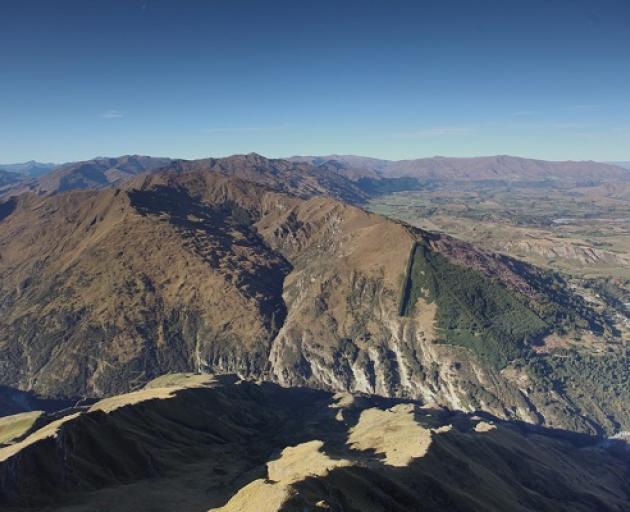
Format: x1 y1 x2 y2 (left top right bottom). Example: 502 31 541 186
0 168 622 435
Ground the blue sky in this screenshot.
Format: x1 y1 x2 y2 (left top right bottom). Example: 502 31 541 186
1 0 629 163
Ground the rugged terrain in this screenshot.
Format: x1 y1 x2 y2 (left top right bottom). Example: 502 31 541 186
0 160 626 436
289 155 630 282
162 153 370 203
0 153 369 203
1 374 628 512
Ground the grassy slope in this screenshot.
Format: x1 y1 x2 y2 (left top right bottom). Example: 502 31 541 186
0 411 43 445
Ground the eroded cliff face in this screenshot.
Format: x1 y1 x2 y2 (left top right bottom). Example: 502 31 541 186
0 170 620 434
0 178 289 397
253 196 521 419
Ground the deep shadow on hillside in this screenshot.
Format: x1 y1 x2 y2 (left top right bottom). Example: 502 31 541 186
0 385 77 418
0 375 628 512
288 410 630 512
128 185 291 325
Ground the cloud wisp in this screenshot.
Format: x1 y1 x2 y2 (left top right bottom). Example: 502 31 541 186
99 110 125 119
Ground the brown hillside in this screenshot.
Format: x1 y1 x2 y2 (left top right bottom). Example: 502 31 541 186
0 168 620 434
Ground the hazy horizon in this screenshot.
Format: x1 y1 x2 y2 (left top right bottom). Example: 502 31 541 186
3 152 630 168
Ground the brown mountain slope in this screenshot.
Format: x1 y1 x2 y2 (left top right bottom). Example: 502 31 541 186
0 175 291 397
163 152 369 202
0 169 622 434
0 153 370 204
35 155 172 193
0 169 409 398
292 154 630 183
0 375 628 512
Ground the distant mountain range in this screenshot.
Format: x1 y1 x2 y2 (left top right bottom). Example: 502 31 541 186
292 154 630 184
1 153 628 201
0 170 23 189
0 155 171 198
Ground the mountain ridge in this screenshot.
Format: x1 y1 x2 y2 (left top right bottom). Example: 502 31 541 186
1 374 629 511
291 154 630 183
0 165 624 436
3 153 628 202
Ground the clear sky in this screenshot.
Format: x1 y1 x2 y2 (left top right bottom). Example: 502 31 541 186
1 0 629 163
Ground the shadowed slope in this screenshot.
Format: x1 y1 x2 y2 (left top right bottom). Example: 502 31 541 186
0 175 291 397
0 376 628 512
